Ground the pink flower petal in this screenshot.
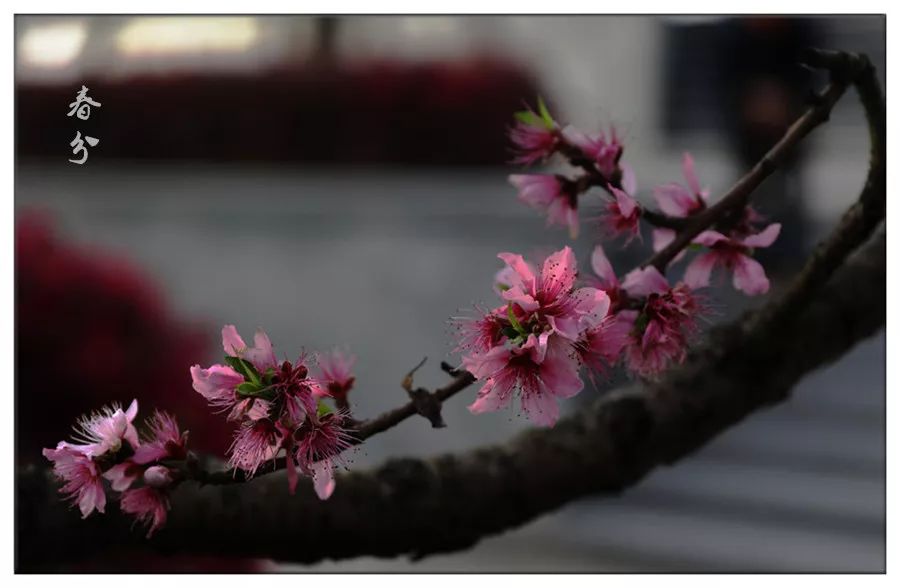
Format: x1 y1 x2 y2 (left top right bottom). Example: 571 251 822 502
683 252 720 289
497 252 536 291
520 382 560 427
510 174 560 207
613 186 638 218
572 287 611 329
540 345 584 399
547 314 579 341
222 324 246 356
190 364 243 403
732 255 770 296
693 230 731 248
741 223 782 249
590 245 618 289
103 461 140 492
541 246 577 295
622 266 669 297
652 228 676 253
683 152 702 196
125 399 139 421
311 460 336 500
78 479 106 518
467 379 512 414
462 345 511 380
653 184 697 217
501 286 540 312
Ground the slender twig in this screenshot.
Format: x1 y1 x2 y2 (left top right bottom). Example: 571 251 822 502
193 370 477 485
640 209 690 230
642 50 872 272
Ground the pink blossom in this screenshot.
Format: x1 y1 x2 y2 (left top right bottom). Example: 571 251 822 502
509 102 559 166
684 224 781 296
577 315 630 377
458 246 616 425
133 410 187 465
600 185 641 243
653 152 708 218
617 269 705 377
650 228 685 264
509 174 579 238
42 443 106 517
102 460 142 492
498 247 609 346
292 411 354 499
621 266 670 297
465 334 583 427
227 419 280 478
190 364 243 409
120 486 169 538
293 411 354 473
454 306 506 356
586 244 628 311
222 324 277 371
228 397 272 423
561 125 623 179
315 349 356 405
66 400 139 458
271 357 317 426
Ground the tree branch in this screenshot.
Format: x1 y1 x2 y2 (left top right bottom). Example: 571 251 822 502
16 48 885 570
644 49 876 272
16 224 885 569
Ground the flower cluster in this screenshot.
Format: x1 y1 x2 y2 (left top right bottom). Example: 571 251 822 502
507 99 637 242
457 244 706 425
594 251 706 378
650 154 781 295
457 246 616 426
43 400 187 537
458 101 786 427
506 99 780 296
191 326 355 499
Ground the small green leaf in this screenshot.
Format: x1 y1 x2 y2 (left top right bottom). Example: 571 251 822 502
501 326 520 339
235 381 262 397
514 110 542 127
633 312 650 334
317 400 332 417
687 243 704 252
496 283 511 292
537 96 554 128
224 355 261 385
506 304 526 335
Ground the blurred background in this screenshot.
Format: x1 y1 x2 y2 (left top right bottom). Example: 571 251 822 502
15 14 885 572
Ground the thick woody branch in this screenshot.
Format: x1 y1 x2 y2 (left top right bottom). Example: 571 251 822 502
16 224 885 569
16 47 884 570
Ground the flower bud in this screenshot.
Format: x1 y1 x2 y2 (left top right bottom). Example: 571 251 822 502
143 465 174 489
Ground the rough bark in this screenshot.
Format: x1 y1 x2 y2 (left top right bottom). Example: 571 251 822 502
15 48 885 570
17 226 885 569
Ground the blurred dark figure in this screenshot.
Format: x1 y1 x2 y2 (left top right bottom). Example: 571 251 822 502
717 17 823 265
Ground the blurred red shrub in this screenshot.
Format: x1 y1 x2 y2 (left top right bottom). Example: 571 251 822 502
16 210 231 459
